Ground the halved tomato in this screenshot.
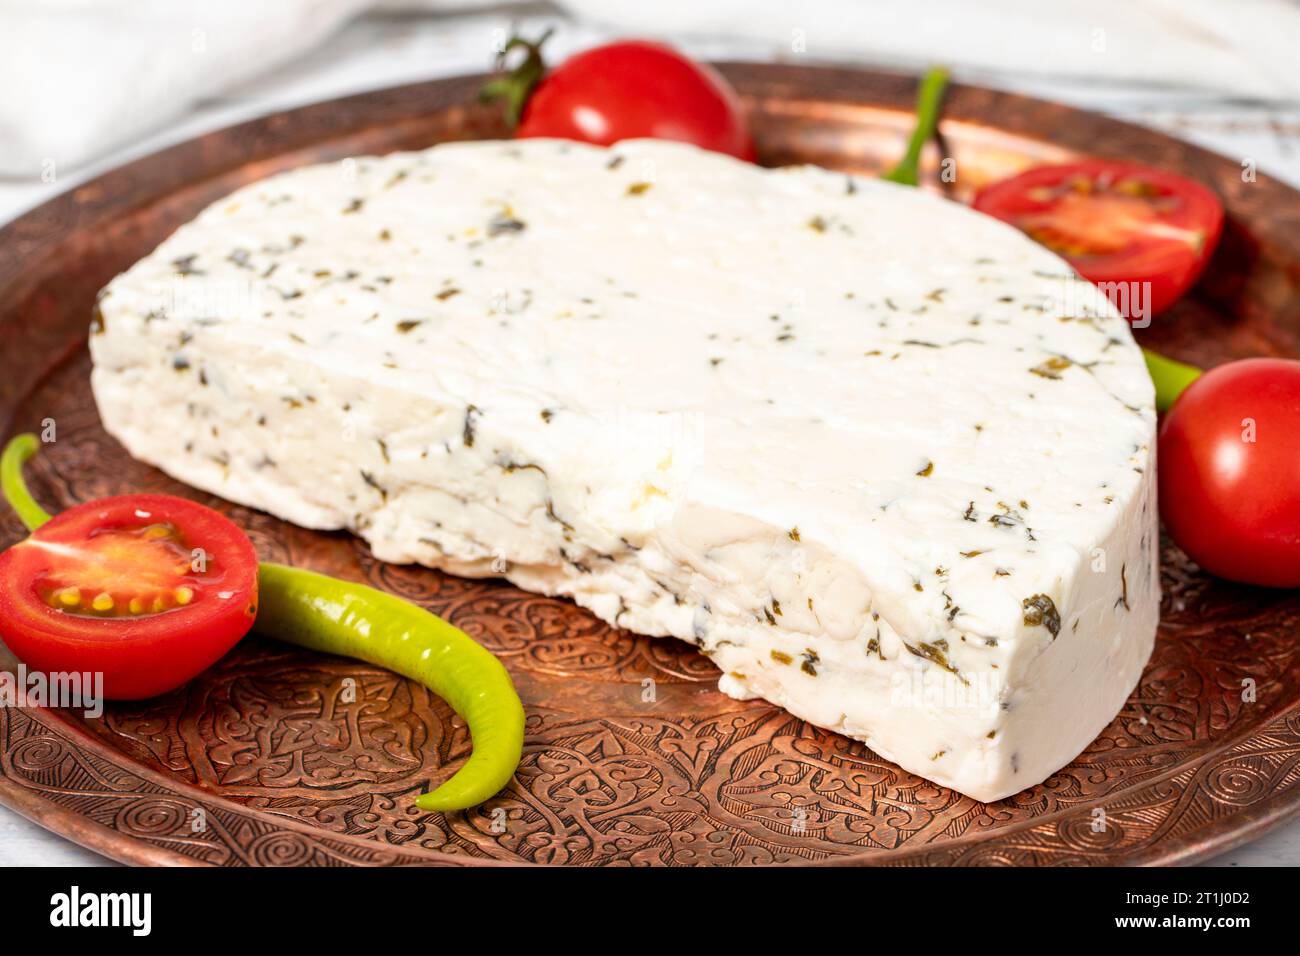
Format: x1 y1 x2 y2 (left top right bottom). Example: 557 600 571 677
0 494 257 699
972 159 1224 320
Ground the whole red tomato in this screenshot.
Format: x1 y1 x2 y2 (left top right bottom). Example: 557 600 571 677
1158 358 1300 587
487 35 755 161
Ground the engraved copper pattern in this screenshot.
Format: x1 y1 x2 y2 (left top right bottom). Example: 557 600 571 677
0 65 1297 866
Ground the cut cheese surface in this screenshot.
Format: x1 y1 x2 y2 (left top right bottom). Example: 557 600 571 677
90 138 1159 802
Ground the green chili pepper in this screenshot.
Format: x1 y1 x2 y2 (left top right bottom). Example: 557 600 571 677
256 563 524 811
882 66 950 187
0 434 524 812
1 433 52 532
1142 347 1202 412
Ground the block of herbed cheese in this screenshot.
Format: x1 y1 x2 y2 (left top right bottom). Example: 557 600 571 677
90 139 1158 802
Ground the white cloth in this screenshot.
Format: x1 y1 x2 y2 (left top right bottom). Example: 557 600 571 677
566 0 1300 101
1 0 1298 177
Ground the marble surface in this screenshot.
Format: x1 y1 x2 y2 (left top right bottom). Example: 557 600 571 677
1 7 1298 867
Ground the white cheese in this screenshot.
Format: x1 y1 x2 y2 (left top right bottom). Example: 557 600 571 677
90 138 1159 802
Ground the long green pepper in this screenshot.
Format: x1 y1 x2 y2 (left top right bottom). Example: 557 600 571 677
1 434 52 530
0 435 524 812
882 67 950 187
256 563 524 811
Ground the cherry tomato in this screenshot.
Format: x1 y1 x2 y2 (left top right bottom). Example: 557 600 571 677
972 160 1224 319
0 494 258 698
512 39 755 161
1158 358 1300 588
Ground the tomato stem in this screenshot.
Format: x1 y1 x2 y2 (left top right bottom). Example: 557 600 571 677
480 27 554 129
1 434 53 532
1143 348 1202 412
882 67 950 187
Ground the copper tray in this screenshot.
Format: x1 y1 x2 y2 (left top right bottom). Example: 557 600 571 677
2 65 1298 867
